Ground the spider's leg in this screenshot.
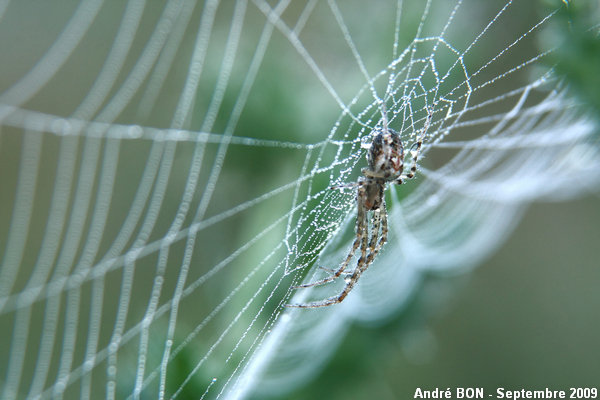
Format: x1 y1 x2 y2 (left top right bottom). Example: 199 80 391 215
284 294 349 308
287 209 370 308
377 201 389 255
366 207 381 262
330 181 360 190
315 202 387 308
346 203 385 295
290 186 367 290
318 266 352 277
286 191 370 307
331 201 371 304
363 200 387 271
395 108 432 184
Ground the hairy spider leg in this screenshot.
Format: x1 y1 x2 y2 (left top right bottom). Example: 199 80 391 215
287 198 384 308
305 210 369 307
356 196 370 284
289 180 371 291
332 202 387 306
368 208 381 261
295 180 366 285
329 181 360 190
363 200 387 269
315 265 354 279
377 201 389 254
286 190 370 308
396 108 432 184
290 187 367 290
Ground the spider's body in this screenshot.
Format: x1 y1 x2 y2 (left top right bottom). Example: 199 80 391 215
368 129 404 178
363 128 404 210
286 108 432 308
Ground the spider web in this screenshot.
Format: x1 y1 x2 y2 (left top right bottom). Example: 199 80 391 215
0 1 598 399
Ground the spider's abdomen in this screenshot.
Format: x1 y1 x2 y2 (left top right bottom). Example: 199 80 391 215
367 129 404 179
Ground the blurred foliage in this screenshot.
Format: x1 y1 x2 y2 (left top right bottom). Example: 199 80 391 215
548 0 600 122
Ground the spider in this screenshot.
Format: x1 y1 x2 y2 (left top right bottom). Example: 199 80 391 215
286 107 432 308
